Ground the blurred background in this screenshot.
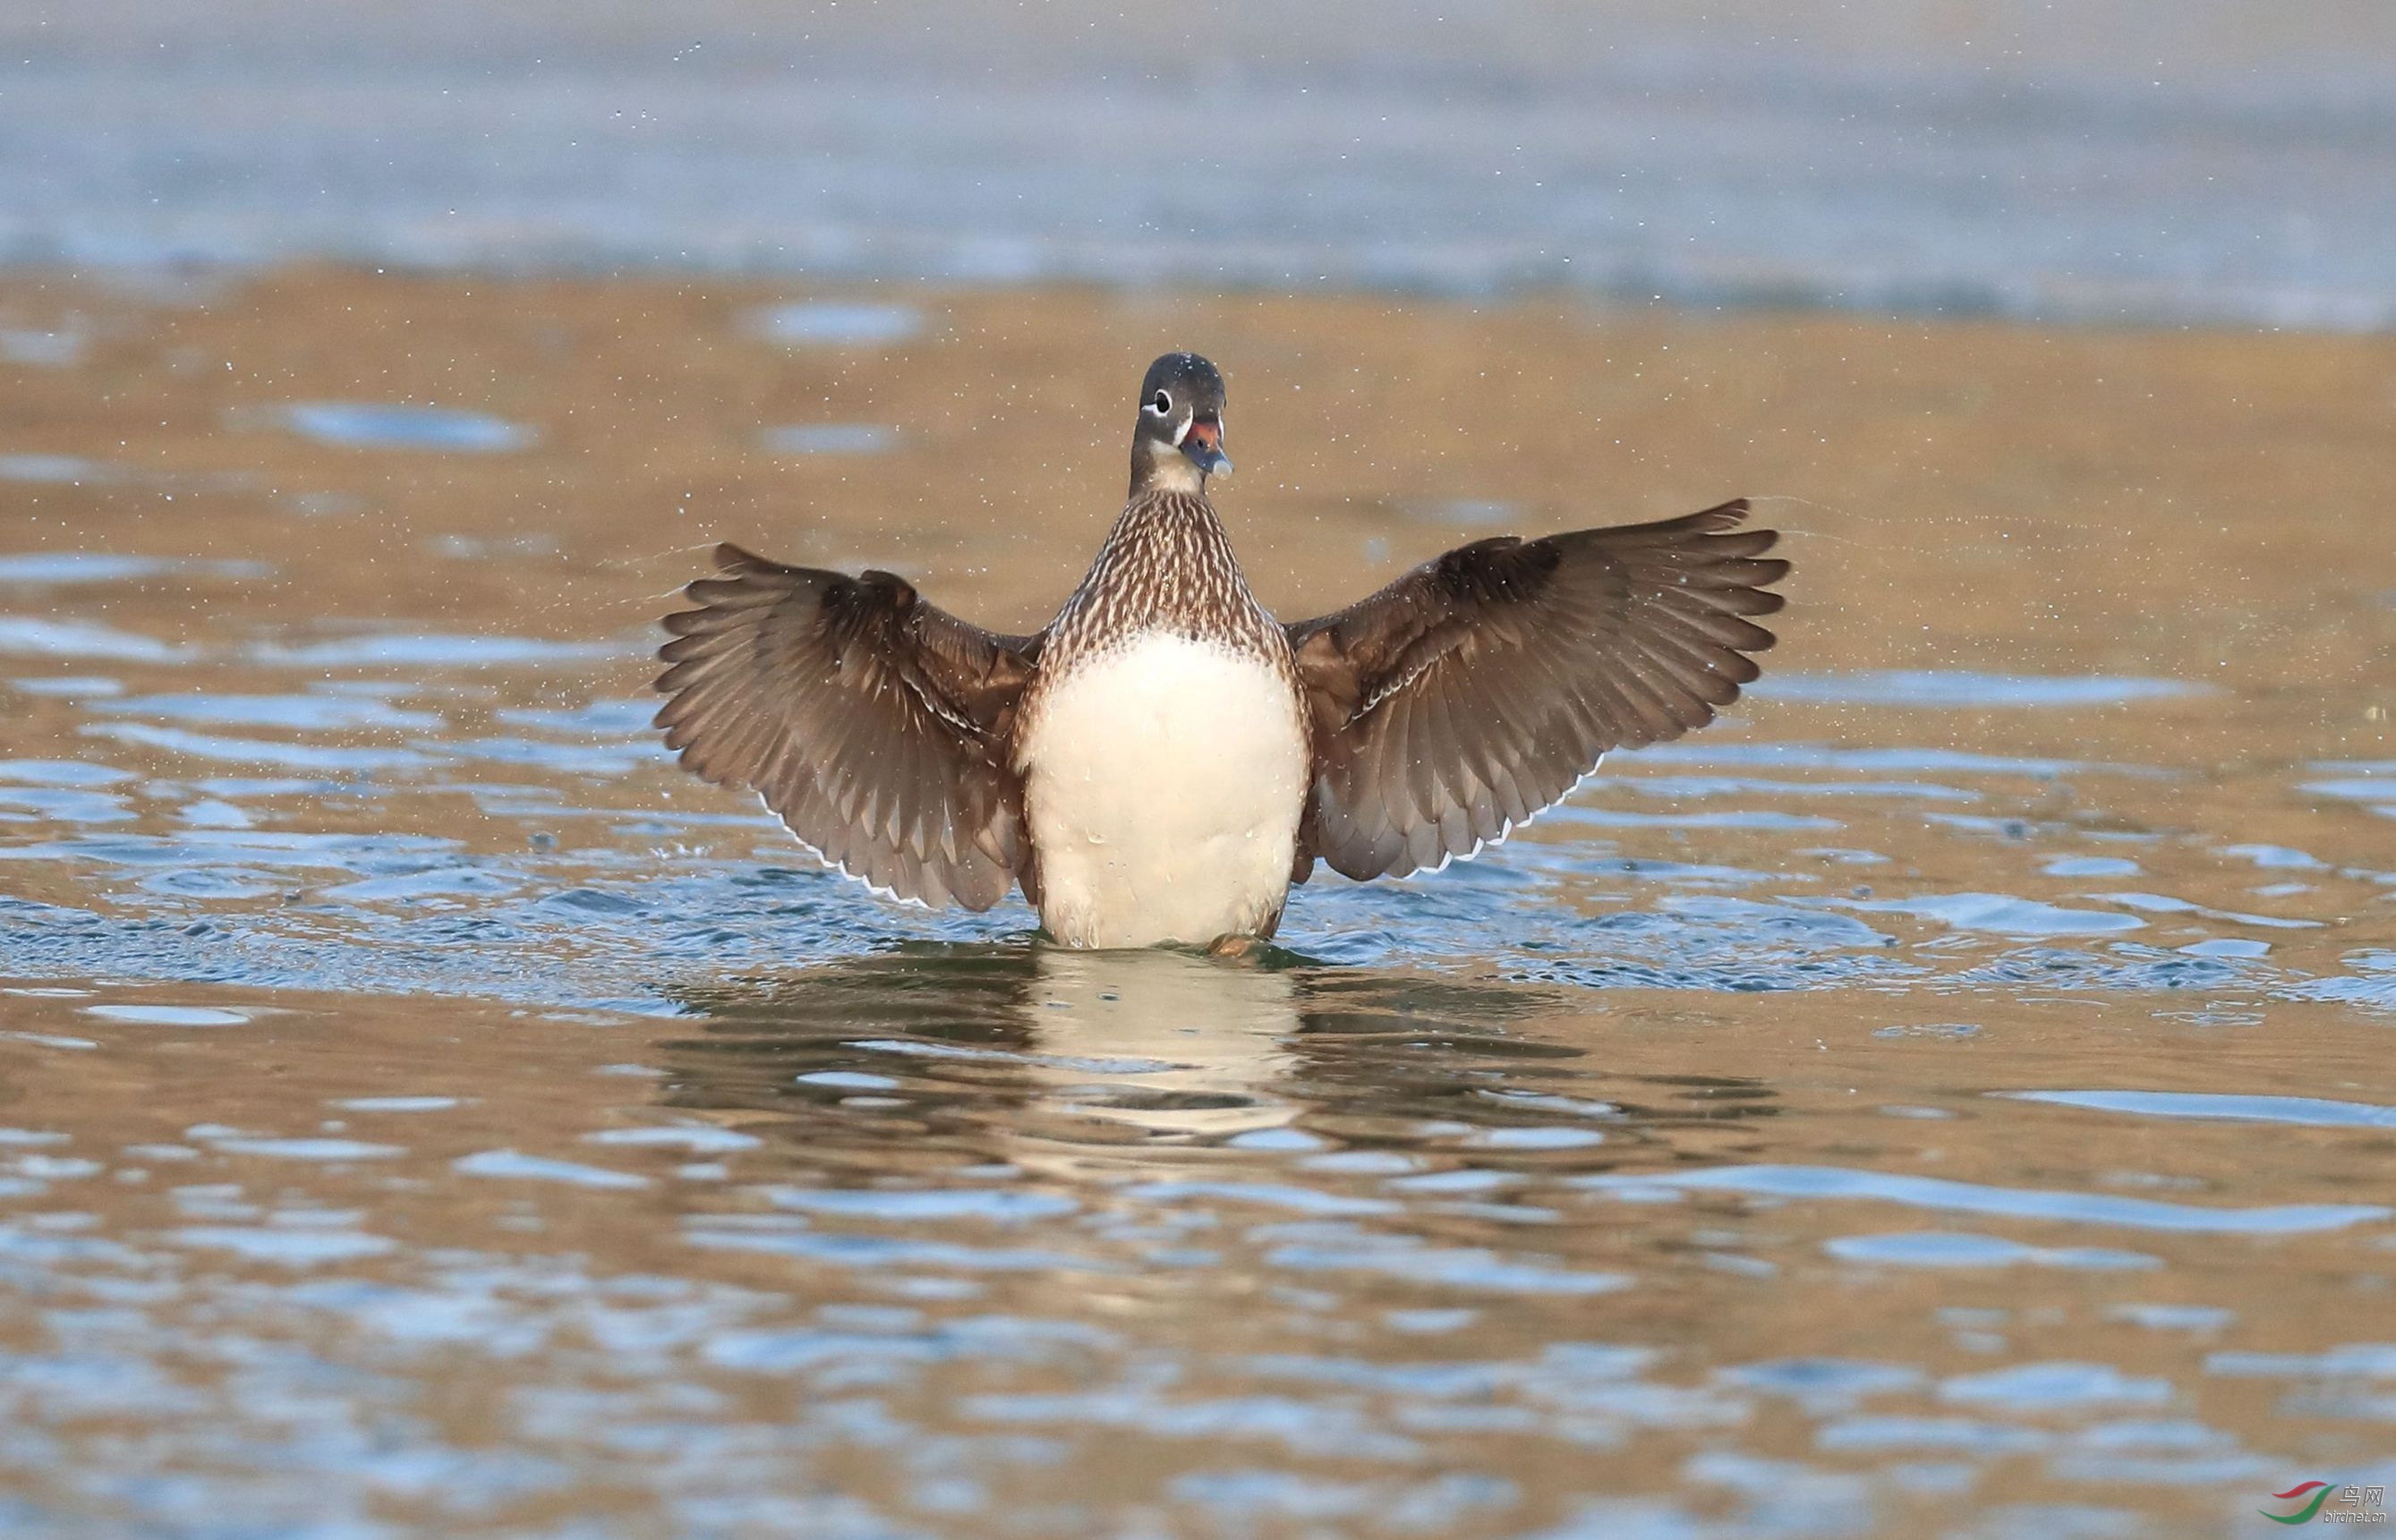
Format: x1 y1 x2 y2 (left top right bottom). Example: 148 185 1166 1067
3 6 2395 1539
7 0 2395 326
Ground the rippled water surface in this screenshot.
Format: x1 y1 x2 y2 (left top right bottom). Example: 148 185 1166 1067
1 271 2392 1536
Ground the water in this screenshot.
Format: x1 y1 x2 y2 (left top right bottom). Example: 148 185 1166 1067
759 425 899 457
1 270 2393 1535
276 404 533 454
3 3 2394 330
751 304 927 348
1762 674 2212 709
3 963 2392 1535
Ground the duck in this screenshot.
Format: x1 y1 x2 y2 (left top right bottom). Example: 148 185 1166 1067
654 352 1788 949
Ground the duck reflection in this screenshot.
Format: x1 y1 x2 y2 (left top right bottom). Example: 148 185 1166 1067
658 947 1307 1184
1014 948 1303 1140
653 946 1782 1187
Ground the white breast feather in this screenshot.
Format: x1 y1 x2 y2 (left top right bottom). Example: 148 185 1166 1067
1019 632 1309 949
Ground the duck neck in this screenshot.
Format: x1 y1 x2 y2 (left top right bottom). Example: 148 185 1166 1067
1130 439 1207 498
1102 481 1225 566
1045 481 1262 659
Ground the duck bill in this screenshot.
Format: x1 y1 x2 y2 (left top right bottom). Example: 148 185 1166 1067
1181 416 1231 475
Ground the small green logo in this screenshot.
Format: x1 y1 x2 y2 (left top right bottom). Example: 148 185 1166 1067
2262 1483 2336 1525
2259 1481 2390 1526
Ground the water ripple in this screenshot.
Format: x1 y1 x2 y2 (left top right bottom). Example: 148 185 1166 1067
1999 1089 2396 1129
1579 1165 2390 1233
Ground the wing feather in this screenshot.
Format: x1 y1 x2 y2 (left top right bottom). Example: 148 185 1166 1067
1288 499 1788 881
653 543 1036 910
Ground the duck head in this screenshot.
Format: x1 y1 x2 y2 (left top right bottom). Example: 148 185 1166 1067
1129 352 1230 495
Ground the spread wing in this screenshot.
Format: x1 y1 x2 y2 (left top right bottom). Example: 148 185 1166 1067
654 543 1038 909
1285 499 1787 881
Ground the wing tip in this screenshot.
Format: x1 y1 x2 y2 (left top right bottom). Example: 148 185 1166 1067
1680 500 1788 599
1692 497 1784 550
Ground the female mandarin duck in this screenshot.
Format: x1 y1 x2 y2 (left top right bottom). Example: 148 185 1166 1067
656 353 1787 949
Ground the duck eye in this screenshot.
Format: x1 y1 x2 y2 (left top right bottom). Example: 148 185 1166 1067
1148 389 1172 415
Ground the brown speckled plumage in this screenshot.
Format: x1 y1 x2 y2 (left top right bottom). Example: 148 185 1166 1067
1033 489 1294 689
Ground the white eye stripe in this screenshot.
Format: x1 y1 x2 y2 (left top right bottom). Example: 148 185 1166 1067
1146 388 1172 416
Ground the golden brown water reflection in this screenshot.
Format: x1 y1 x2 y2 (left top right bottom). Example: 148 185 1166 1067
1 269 2393 1536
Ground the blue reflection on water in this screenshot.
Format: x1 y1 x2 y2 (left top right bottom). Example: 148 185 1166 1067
1999 1089 2396 1129
277 403 531 452
1579 1165 2389 1234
